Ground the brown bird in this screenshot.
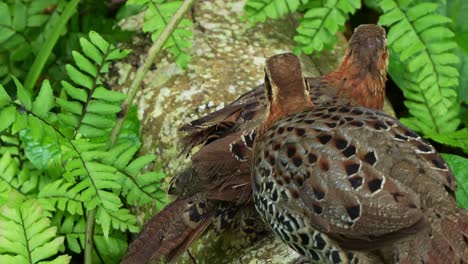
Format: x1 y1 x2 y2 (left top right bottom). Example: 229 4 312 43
252 53 468 263
122 24 390 264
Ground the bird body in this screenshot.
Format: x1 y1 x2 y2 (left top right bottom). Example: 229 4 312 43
252 53 468 263
123 25 395 263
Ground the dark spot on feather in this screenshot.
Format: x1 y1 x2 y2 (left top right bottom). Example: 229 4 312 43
291 243 305 255
364 151 377 165
287 127 294 132
373 121 388 130
349 176 363 189
331 250 341 264
242 111 255 121
331 116 340 121
345 163 360 176
335 138 348 150
294 175 304 186
385 120 395 127
319 159 330 171
308 153 318 163
313 204 323 215
231 143 245 160
346 205 361 220
296 128 306 136
243 132 256 148
405 130 419 138
368 179 383 193
278 127 284 134
314 233 326 249
188 205 202 223
287 213 300 229
432 158 447 169
349 120 364 127
351 109 364 115
328 106 338 112
293 157 303 167
305 119 315 124
313 187 325 200
269 156 275 165
394 133 407 141
309 250 320 261
417 143 432 153
344 116 353 121
322 114 331 119
289 188 300 199
343 145 356 158
273 143 281 150
265 182 274 192
339 106 350 113
326 122 337 128
299 233 310 245
271 190 278 201
317 134 332 144
287 146 296 157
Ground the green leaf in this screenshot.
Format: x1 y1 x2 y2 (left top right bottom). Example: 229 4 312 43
140 1 193 68
0 84 11 109
12 75 32 110
244 0 311 23
294 0 361 54
441 153 468 209
72 51 98 77
378 0 461 134
0 199 70 263
32 80 54 118
89 31 110 54
65 65 94 90
0 106 16 133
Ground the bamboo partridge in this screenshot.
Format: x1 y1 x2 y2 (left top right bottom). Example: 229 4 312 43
123 24 391 264
252 53 468 263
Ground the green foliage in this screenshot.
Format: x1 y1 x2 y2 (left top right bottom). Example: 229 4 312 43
377 1 460 134
244 0 361 54
0 198 71 264
0 0 59 85
244 0 310 23
126 0 193 68
441 153 468 209
0 32 167 263
295 0 361 54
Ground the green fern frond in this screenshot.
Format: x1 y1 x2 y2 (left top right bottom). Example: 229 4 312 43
294 0 360 54
38 179 83 215
0 199 71 264
377 0 460 134
52 212 127 262
129 0 193 68
0 0 58 85
244 0 310 23
57 31 129 141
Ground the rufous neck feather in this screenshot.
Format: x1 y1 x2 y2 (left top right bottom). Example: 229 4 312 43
263 53 312 129
325 24 388 110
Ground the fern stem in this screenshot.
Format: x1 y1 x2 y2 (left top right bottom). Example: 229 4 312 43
85 209 96 264
24 0 80 91
109 0 195 145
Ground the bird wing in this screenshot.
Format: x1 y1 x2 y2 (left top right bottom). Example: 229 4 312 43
253 105 455 250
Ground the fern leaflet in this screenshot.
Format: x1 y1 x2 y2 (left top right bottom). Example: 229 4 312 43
377 0 460 134
294 0 361 54
244 0 310 23
0 199 71 264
